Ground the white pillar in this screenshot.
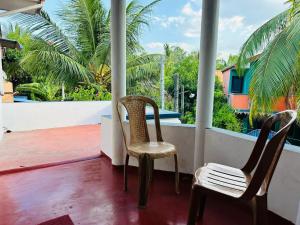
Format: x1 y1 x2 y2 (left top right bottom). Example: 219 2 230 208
297 200 300 225
0 45 4 140
194 0 220 170
110 0 126 165
160 55 165 109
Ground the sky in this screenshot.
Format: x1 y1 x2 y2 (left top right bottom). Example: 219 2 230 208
7 0 290 60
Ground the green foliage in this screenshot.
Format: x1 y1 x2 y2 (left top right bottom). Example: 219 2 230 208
180 77 241 132
216 54 239 70
126 53 161 96
16 82 61 101
213 78 241 132
12 0 161 90
216 58 227 70
227 55 239 67
164 46 241 131
67 85 111 101
237 1 300 118
213 104 242 132
3 26 33 88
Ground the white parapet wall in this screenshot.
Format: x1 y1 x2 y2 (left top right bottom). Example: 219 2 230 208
3 101 112 131
101 116 300 223
100 115 196 174
297 201 300 225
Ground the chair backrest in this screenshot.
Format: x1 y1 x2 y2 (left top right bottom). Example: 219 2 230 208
117 96 163 149
241 110 297 200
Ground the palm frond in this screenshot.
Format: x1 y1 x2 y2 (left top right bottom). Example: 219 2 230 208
58 0 108 58
126 0 161 54
236 10 289 74
127 54 161 89
16 82 60 101
249 15 300 117
21 40 93 86
11 10 78 56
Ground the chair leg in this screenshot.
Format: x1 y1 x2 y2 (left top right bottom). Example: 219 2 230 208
187 185 205 225
252 195 268 225
149 159 154 183
198 191 206 218
174 154 180 194
138 154 151 208
124 154 129 192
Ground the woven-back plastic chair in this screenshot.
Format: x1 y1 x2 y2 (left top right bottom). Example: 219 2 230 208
187 110 297 225
117 95 180 208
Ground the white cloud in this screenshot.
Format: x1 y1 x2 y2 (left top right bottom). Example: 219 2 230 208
179 2 251 38
181 2 202 37
148 0 262 57
146 42 164 50
152 16 185 28
219 16 244 32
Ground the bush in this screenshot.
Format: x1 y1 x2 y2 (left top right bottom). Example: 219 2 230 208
67 85 111 101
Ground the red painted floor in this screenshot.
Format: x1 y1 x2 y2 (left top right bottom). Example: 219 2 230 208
0 156 292 225
0 125 101 173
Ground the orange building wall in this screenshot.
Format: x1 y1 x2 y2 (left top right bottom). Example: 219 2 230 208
272 96 297 111
230 95 249 110
229 94 296 112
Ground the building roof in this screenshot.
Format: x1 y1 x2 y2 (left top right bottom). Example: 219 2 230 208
0 38 22 49
221 65 235 73
221 54 261 73
0 0 44 17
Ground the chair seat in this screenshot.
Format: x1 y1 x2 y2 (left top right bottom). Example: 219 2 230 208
128 141 176 159
194 163 252 198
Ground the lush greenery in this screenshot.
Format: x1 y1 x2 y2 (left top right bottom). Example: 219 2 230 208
16 82 61 101
3 26 33 87
4 0 161 101
1 0 243 131
67 84 111 101
163 46 241 131
216 55 239 70
237 0 300 118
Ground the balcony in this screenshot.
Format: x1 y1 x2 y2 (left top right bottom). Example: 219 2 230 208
0 101 298 224
0 122 295 225
0 0 299 225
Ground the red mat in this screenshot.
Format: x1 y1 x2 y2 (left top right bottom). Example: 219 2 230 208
37 215 74 225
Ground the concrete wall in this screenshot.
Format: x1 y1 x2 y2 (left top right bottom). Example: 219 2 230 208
297 201 300 225
100 116 195 174
101 117 300 223
3 101 112 131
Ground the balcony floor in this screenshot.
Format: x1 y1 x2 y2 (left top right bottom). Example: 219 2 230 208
0 156 292 225
0 125 101 173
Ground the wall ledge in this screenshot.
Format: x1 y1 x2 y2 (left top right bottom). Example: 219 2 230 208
208 127 300 154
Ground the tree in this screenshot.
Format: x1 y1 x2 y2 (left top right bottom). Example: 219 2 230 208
213 78 241 132
216 54 239 70
163 46 241 131
2 25 33 88
12 0 161 90
16 82 61 101
236 0 300 117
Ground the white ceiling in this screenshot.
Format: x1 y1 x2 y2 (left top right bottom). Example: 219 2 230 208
0 0 43 16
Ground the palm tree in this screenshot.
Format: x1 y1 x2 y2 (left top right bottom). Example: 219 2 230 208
16 82 61 101
236 0 300 117
12 0 161 91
